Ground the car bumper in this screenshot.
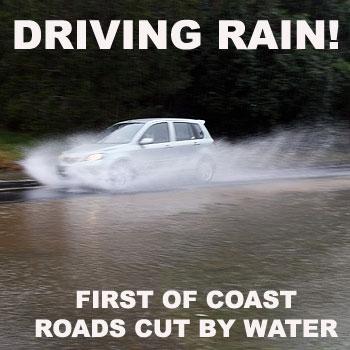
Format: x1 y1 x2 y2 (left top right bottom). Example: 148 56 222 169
56 161 104 179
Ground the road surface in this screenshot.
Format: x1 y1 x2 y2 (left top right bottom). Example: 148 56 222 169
0 169 349 349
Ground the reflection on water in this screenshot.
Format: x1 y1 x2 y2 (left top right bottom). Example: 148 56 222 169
0 177 349 349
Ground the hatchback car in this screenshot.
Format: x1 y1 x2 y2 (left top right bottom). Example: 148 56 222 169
57 118 215 188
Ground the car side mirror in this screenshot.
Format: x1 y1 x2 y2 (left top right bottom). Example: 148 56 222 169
139 137 154 145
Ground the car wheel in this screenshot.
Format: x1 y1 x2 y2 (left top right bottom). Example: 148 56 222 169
196 158 215 182
109 160 134 189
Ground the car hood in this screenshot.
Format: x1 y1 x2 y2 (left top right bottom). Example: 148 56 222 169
62 143 129 156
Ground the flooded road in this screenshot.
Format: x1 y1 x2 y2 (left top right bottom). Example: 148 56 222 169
0 175 349 349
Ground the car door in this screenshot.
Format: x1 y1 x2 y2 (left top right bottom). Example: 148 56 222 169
137 122 173 170
172 122 201 162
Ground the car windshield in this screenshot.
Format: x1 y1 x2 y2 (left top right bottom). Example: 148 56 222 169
98 123 144 144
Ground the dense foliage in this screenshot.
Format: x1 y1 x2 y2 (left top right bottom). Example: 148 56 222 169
0 0 349 136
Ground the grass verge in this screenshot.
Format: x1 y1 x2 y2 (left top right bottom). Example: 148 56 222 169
0 131 35 171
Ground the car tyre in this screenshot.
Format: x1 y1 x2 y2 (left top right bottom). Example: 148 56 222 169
109 160 134 190
196 158 215 183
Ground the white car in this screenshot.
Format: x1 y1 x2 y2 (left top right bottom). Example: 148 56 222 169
57 118 215 188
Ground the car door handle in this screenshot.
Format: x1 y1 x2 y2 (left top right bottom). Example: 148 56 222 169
193 141 200 145
165 144 173 148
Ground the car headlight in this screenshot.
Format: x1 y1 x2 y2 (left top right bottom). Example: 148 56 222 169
85 153 103 161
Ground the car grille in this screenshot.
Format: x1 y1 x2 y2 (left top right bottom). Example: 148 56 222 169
56 165 68 177
62 156 80 164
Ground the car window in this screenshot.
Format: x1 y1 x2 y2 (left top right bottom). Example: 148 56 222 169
142 123 170 144
174 122 204 140
98 123 144 144
191 123 205 139
174 122 196 141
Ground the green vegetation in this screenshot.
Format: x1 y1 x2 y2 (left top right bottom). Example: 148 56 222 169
0 1 349 137
0 131 35 170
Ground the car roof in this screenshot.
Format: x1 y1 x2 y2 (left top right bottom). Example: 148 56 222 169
119 118 205 124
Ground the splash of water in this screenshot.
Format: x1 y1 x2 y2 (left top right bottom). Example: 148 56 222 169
22 124 349 192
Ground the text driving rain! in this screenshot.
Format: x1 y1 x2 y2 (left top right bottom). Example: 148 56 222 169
14 20 339 50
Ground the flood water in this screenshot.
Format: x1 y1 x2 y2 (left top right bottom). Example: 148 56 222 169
0 176 349 349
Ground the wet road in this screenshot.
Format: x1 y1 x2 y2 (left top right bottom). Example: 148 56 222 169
0 174 349 349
